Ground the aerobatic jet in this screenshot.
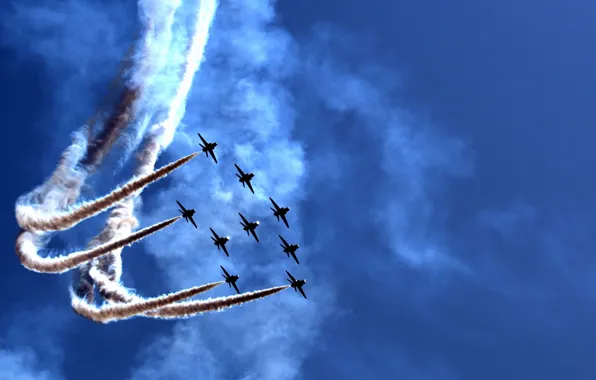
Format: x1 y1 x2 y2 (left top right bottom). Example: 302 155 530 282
269 197 290 228
285 270 307 299
176 200 197 229
221 265 240 294
279 235 300 264
238 213 260 242
210 227 230 257
234 164 255 194
197 133 218 163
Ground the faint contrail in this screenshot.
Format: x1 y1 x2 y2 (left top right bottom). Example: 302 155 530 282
15 151 197 232
15 216 180 273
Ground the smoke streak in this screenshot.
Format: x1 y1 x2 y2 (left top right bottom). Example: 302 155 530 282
15 151 197 232
148 286 290 319
73 137 160 300
69 281 219 323
15 216 180 273
88 266 226 319
13 0 290 332
81 87 141 170
149 0 217 149
22 127 89 213
80 0 219 320
75 284 289 322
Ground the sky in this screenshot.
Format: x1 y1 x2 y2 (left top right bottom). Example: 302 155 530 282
1 0 596 379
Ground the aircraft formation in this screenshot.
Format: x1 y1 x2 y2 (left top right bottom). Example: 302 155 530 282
176 133 308 299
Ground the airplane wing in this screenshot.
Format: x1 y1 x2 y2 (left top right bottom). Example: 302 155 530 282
291 252 300 265
280 214 290 228
189 216 198 229
246 180 255 194
269 197 280 210
298 286 307 299
208 150 218 163
238 213 249 224
231 282 240 294
222 244 230 257
234 164 244 175
197 133 208 145
220 266 230 277
176 200 187 212
279 235 289 247
250 229 259 242
210 228 219 239
285 270 296 282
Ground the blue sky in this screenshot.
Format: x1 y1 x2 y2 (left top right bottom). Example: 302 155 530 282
1 0 596 379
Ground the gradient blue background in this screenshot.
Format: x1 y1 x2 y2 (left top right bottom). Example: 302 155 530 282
1 0 596 379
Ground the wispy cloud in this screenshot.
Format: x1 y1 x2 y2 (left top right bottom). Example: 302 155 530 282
295 24 472 274
129 0 329 378
0 305 69 380
469 200 596 298
5 0 475 378
0 0 136 143
129 2 471 379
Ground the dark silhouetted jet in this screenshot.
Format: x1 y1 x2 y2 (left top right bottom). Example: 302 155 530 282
279 235 300 264
238 212 260 242
234 164 255 194
286 270 307 299
210 228 230 257
221 265 240 294
269 197 290 228
176 200 197 228
198 133 218 163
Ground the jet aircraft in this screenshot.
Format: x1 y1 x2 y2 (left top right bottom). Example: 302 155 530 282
269 197 290 228
210 228 230 257
221 266 240 294
234 164 255 194
279 235 300 264
238 213 260 242
198 133 218 163
285 270 307 299
176 200 197 229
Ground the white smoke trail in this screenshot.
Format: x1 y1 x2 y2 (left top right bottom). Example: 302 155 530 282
150 0 218 149
83 0 219 320
130 0 322 379
11 0 289 334
19 126 89 214
16 216 180 273
15 151 197 232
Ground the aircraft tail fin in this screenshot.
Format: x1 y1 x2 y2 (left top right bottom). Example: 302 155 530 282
270 208 280 220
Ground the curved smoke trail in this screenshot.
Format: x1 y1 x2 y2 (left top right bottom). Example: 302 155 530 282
13 0 290 327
